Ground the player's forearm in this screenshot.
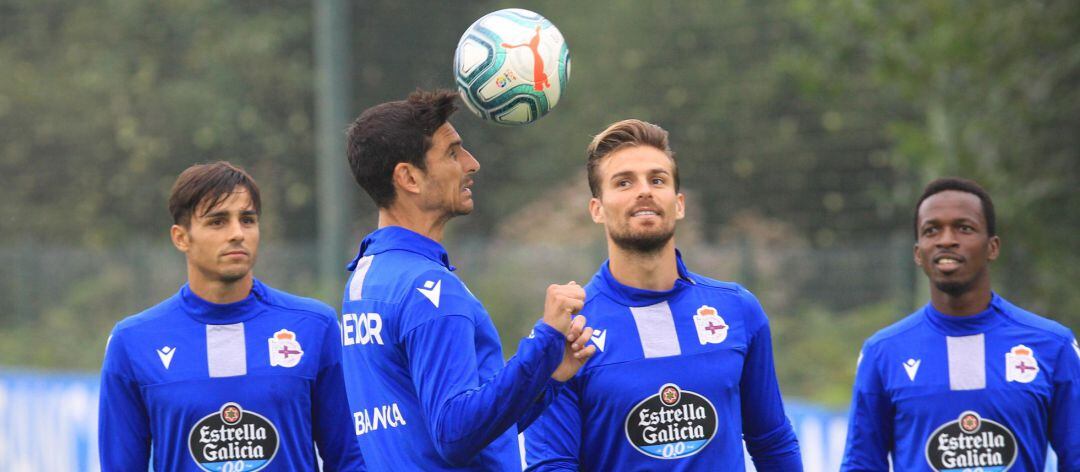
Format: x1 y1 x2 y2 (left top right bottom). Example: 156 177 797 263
745 421 803 472
517 378 565 431
525 458 580 472
429 321 564 465
313 365 367 471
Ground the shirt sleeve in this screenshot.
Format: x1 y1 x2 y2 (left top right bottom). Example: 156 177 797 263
738 291 803 472
1049 334 1080 471
98 330 152 470
840 341 894 471
312 315 367 471
518 377 565 431
523 377 581 471
401 274 564 466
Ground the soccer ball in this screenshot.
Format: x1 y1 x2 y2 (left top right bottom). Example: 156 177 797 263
453 8 570 126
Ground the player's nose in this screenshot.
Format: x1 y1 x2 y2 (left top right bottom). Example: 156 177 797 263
463 148 480 173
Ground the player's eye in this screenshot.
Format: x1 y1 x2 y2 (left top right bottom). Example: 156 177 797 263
241 216 257 225
651 177 665 185
922 227 937 236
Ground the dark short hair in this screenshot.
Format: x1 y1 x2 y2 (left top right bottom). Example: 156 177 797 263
914 177 996 237
346 89 459 208
586 119 678 197
168 161 261 226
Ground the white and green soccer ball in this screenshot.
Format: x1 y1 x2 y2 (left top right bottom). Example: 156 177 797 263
453 8 570 126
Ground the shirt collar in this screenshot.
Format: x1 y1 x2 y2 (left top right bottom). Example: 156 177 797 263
179 278 267 324
590 249 694 306
347 226 455 272
922 292 1005 336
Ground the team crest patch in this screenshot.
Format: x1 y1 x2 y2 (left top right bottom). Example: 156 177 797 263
924 410 1017 472
268 329 303 368
1004 345 1038 383
625 383 718 459
188 402 280 471
692 305 728 345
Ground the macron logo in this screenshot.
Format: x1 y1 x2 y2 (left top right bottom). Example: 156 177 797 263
417 280 442 308
157 346 176 369
590 329 607 352
903 358 921 381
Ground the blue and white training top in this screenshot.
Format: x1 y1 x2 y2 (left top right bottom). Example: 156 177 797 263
340 226 566 471
842 293 1080 471
524 253 803 471
99 279 364 471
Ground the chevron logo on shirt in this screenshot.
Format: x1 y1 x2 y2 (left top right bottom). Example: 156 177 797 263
417 280 442 308
590 329 607 352
156 346 176 369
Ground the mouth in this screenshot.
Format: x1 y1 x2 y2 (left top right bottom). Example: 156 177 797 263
630 208 661 218
222 250 249 258
933 254 964 273
462 180 474 198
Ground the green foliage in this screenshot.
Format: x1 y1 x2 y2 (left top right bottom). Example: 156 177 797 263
0 0 1076 388
791 0 1080 328
772 301 903 407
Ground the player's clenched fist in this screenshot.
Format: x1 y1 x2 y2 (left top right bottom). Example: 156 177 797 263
552 315 597 382
542 281 585 335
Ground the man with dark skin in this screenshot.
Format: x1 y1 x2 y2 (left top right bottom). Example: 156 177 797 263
842 177 1079 471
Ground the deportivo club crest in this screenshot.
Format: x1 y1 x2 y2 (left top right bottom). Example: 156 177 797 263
1005 345 1038 384
268 329 303 368
693 305 728 345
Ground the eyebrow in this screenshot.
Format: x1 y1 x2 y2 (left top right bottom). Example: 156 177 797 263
920 217 978 227
202 208 258 219
608 168 671 181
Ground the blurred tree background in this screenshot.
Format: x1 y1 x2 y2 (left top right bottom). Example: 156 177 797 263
1 0 1076 407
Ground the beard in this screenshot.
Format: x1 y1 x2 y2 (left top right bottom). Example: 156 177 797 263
609 223 675 255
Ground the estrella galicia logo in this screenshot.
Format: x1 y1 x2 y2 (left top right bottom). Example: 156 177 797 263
625 383 718 459
188 402 280 471
925 411 1017 471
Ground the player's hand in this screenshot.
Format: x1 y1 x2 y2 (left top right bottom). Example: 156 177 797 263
552 315 597 382
541 281 585 335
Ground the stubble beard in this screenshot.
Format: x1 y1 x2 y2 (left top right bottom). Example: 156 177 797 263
610 224 675 255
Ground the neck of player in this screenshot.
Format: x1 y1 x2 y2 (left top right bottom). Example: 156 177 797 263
607 239 680 292
187 268 254 304
378 207 450 243
929 273 993 317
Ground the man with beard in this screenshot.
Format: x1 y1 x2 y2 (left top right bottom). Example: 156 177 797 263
841 178 1079 471
524 119 802 471
340 90 596 470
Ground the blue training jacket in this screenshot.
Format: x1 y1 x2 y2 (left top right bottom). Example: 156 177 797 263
524 252 803 471
340 226 565 471
842 293 1080 472
98 279 365 471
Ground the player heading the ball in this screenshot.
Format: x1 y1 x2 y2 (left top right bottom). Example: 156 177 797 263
339 89 596 470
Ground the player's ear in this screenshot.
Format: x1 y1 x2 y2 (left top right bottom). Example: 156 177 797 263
393 162 422 196
675 193 685 220
913 243 923 267
171 224 190 253
589 197 604 224
987 235 1001 261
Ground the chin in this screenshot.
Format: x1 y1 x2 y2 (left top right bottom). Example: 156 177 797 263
218 267 252 283
933 278 974 297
